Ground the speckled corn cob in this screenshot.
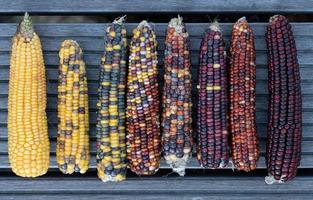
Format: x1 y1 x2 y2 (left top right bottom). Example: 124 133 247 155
229 17 259 172
196 21 229 169
57 40 89 174
126 21 161 175
8 13 50 178
96 17 127 182
162 16 192 176
265 15 302 184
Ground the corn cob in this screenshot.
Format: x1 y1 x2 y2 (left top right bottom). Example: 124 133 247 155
229 17 259 172
96 17 127 182
196 21 229 169
8 13 50 178
126 21 161 175
265 15 302 184
57 40 89 174
162 16 192 176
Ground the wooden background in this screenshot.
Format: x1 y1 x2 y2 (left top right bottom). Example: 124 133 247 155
0 1 313 200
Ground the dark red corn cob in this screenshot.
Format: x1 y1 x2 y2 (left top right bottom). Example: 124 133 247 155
196 21 230 169
229 17 259 172
126 21 161 175
265 15 302 184
162 16 193 176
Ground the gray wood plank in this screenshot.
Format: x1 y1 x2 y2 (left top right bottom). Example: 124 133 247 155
1 139 312 154
0 23 313 37
1 36 313 52
1 92 313 113
1 194 313 200
0 0 313 13
0 107 313 127
0 154 313 170
1 122 313 139
0 194 312 200
1 68 313 82
0 93 305 111
0 123 312 140
1 79 313 95
0 22 311 174
0 51 312 67
0 109 313 124
1 176 313 193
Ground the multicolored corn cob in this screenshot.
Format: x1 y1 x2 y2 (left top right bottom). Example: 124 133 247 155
265 15 302 184
126 21 161 175
162 16 192 176
8 13 50 177
196 21 229 169
229 17 259 172
57 40 90 174
96 17 127 182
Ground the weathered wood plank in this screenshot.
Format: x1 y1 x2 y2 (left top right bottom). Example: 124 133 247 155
0 94 300 111
0 122 313 140
1 176 313 193
4 194 313 200
0 23 313 37
0 68 311 82
0 0 312 13
1 122 313 139
0 194 312 200
1 139 313 154
1 194 313 200
1 79 313 95
1 175 313 200
0 21 311 178
1 36 313 52
0 110 313 124
0 51 313 66
0 154 313 169
2 140 313 154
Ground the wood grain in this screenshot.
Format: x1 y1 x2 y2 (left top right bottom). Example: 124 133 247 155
0 0 312 13
0 23 311 172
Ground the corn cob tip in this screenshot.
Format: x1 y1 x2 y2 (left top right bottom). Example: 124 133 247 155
113 15 126 25
209 20 221 32
24 12 30 20
169 16 184 34
177 14 183 24
265 174 287 184
61 39 81 50
265 175 275 184
173 167 186 176
170 159 188 176
59 40 81 57
269 15 287 24
138 20 151 29
62 39 79 45
19 12 34 39
236 16 247 24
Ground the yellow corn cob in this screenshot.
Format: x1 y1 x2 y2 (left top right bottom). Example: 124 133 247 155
8 13 50 177
57 40 90 174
